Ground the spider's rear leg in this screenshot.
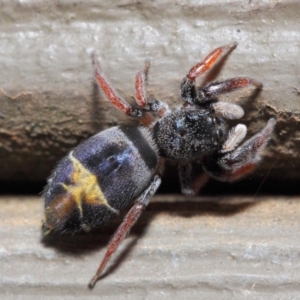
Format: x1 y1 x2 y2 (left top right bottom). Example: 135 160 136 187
88 175 161 289
93 54 169 126
181 43 237 104
93 53 144 117
135 63 170 126
135 60 150 109
202 118 276 182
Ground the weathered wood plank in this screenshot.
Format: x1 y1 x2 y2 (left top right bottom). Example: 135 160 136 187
1 196 300 299
0 1 299 182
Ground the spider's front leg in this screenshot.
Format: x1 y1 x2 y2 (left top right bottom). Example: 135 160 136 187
202 77 262 122
202 118 276 182
181 44 262 108
181 43 237 104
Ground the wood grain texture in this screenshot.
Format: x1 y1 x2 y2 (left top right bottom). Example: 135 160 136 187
0 1 299 183
1 195 300 299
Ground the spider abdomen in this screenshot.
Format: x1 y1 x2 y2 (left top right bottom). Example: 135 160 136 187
43 126 159 234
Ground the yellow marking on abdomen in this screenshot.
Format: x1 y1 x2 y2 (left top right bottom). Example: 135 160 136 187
62 152 118 214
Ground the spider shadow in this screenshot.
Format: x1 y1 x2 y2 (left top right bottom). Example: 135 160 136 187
150 197 256 218
41 198 257 278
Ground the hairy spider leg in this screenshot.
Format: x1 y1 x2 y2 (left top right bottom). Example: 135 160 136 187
93 54 169 126
134 61 155 126
135 60 170 124
203 118 276 182
192 77 262 120
181 43 237 104
135 61 167 126
187 43 237 81
202 77 262 98
203 77 261 112
92 53 144 118
202 77 263 119
88 175 161 289
135 60 150 108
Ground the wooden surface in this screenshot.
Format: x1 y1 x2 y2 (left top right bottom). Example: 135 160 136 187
0 1 299 182
1 195 300 299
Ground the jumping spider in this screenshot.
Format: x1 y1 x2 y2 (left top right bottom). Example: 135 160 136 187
43 43 276 288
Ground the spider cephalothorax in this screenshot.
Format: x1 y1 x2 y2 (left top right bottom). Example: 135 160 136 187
153 105 229 160
43 43 276 288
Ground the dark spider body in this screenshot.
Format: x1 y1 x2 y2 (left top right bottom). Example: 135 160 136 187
153 106 228 160
42 43 276 288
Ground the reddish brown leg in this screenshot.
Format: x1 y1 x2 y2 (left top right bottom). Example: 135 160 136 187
135 60 170 125
92 53 143 118
203 118 276 182
202 77 262 98
88 176 161 289
181 43 237 104
88 203 144 289
135 60 150 108
187 43 237 81
135 61 155 127
93 54 169 125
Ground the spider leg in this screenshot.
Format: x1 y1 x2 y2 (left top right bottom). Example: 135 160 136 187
202 118 276 182
135 61 170 126
187 43 237 82
203 77 262 119
181 43 237 104
135 60 150 108
201 77 262 98
93 53 169 125
197 77 262 120
178 164 210 195
88 175 161 289
92 53 144 118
